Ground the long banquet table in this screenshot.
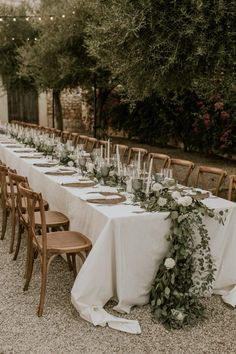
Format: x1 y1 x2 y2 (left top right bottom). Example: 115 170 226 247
1 137 236 334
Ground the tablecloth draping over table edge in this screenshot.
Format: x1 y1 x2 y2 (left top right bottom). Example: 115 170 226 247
1 138 236 334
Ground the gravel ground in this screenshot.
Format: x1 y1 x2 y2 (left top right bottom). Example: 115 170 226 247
1 145 236 354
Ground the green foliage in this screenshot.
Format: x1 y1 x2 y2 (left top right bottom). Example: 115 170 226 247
87 0 236 100
0 3 36 90
18 1 94 92
133 188 226 329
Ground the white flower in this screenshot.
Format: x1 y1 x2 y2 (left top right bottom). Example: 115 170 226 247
152 182 163 192
158 197 167 207
164 257 176 269
171 309 185 321
109 170 115 177
177 196 192 207
68 160 74 167
171 191 181 201
86 162 94 173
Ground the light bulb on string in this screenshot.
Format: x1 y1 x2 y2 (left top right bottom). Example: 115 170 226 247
72 11 75 15
12 37 15 41
50 16 54 21
13 17 16 22
0 18 3 22
26 17 29 21
38 17 42 21
62 14 65 18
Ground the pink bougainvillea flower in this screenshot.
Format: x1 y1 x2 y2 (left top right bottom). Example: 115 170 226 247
214 101 224 111
220 111 230 120
196 101 204 108
209 94 220 102
203 113 211 127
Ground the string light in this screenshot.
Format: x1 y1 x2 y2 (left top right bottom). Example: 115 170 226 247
12 37 15 41
0 11 76 21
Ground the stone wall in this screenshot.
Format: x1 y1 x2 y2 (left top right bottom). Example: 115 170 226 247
47 88 93 133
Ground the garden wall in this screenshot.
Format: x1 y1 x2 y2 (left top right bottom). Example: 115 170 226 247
46 88 93 133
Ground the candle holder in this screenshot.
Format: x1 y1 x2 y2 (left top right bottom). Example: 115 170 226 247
100 164 110 185
79 156 87 175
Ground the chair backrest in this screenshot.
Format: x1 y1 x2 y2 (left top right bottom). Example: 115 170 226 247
70 132 79 146
85 137 97 153
127 147 148 165
113 144 129 163
97 140 113 159
195 166 227 196
77 135 88 147
61 131 71 144
147 152 170 172
8 170 29 221
228 175 236 201
54 129 62 137
0 164 9 205
168 158 195 186
18 182 47 254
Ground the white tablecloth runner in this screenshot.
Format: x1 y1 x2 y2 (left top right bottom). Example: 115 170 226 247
1 137 236 334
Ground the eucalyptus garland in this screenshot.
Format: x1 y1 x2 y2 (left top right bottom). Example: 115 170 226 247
133 186 227 329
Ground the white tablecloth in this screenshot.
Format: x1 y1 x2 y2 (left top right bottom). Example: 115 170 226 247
1 137 236 334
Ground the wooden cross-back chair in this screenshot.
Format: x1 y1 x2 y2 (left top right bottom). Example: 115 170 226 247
5 169 49 255
8 171 69 262
96 140 113 159
167 158 195 186
85 137 97 153
113 144 129 163
18 182 92 316
70 132 79 146
127 147 148 165
76 135 88 147
61 131 71 144
195 166 227 196
228 175 236 201
147 152 170 173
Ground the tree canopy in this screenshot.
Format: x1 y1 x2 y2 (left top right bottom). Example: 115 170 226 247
86 0 236 100
0 3 36 90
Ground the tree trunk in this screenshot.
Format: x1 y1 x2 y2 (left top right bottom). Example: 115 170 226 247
53 90 63 130
95 87 115 139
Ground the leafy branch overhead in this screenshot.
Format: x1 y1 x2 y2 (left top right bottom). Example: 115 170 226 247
86 0 236 100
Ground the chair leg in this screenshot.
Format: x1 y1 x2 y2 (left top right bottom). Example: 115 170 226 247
13 223 24 261
23 245 35 291
71 254 77 279
37 258 48 317
9 209 16 253
1 207 9 240
66 254 73 271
